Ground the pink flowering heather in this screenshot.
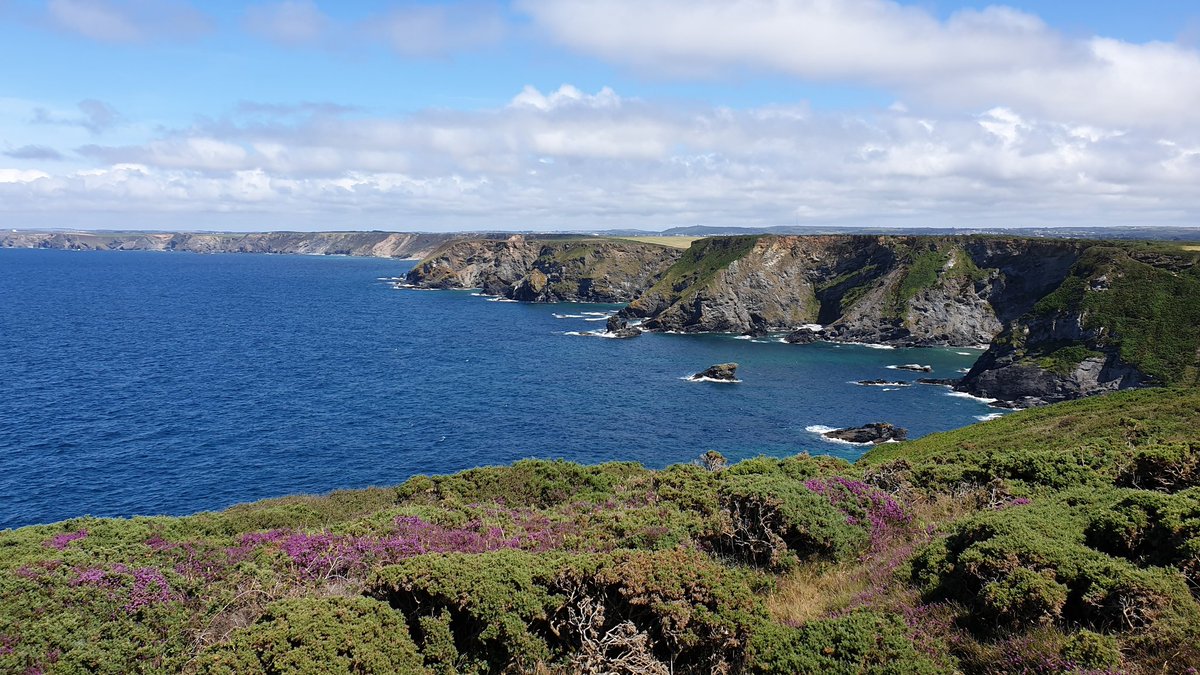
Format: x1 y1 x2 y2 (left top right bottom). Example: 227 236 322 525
43 529 87 550
804 477 911 547
236 513 567 580
124 568 173 612
70 567 111 587
144 536 233 582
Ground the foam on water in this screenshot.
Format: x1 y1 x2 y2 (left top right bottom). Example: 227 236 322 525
947 390 998 404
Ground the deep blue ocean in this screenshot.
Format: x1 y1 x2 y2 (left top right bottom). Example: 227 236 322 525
0 249 1001 529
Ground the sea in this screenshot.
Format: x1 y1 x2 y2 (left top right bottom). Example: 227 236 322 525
0 249 1002 529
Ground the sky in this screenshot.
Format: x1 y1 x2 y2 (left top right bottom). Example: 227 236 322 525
1 1 1200 232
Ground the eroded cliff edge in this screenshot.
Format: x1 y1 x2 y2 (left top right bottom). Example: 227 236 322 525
404 236 683 302
407 234 1200 407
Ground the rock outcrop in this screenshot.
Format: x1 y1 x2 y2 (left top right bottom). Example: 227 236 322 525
822 423 908 444
689 363 740 382
405 236 682 303
605 316 642 339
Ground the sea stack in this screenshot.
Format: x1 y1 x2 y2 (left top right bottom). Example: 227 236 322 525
605 315 642 339
822 423 908 444
690 363 740 382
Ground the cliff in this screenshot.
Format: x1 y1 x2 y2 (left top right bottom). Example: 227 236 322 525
404 236 683 302
957 243 1200 406
0 230 459 259
620 235 1084 345
404 233 1200 406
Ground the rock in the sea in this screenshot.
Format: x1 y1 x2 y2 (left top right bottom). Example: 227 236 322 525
856 379 910 387
892 364 933 373
916 378 960 386
784 329 820 344
690 363 739 382
606 315 642 339
822 423 908 444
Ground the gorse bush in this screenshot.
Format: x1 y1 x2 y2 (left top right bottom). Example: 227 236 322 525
3 388 1200 673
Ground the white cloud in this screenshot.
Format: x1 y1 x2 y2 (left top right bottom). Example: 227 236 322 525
46 0 212 43
2 84 1197 230
517 0 1200 130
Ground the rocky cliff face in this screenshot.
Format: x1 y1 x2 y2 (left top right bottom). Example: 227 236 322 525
956 244 1200 405
620 235 1086 346
404 236 683 303
0 230 457 259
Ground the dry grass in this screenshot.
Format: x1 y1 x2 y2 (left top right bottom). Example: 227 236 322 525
610 236 704 249
1183 245 1200 251
766 563 868 625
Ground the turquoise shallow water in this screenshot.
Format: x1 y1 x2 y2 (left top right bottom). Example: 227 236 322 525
0 249 1000 529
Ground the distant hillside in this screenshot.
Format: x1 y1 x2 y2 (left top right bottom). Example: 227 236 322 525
0 230 464 260
650 225 1200 240
2 387 1198 673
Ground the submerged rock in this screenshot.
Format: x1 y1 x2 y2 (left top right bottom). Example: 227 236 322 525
606 315 642 339
857 379 910 387
822 423 908 444
690 363 739 382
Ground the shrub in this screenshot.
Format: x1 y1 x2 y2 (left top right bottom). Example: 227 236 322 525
979 568 1067 626
193 597 428 674
745 611 941 674
367 549 768 674
1060 629 1122 670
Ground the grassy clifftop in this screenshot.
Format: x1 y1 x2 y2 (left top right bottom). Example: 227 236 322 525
3 388 1199 673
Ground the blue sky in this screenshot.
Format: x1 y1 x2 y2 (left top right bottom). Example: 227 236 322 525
2 1 1199 231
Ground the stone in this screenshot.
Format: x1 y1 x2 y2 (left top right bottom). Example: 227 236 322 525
822 423 908 444
690 363 739 382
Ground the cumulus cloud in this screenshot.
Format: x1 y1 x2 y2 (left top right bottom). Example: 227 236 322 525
45 0 212 43
0 85 1192 229
517 0 1200 130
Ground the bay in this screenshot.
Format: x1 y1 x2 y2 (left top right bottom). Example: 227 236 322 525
0 249 997 529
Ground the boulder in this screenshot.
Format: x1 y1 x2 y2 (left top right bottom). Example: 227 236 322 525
822 423 908 444
690 363 739 382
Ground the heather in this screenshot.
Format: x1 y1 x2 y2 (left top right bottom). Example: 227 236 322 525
3 389 1200 673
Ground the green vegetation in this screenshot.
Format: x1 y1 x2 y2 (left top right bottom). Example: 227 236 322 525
892 249 950 311
639 235 761 300
1026 244 1200 386
3 388 1199 672
1035 344 1105 376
